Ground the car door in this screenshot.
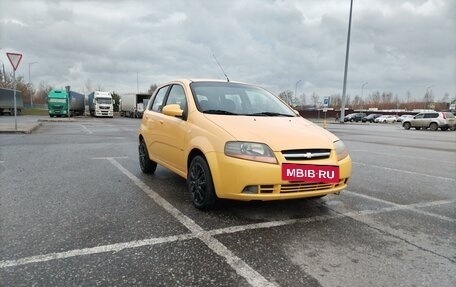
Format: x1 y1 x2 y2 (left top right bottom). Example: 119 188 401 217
153 84 189 174
411 113 424 127
142 85 169 162
423 113 438 128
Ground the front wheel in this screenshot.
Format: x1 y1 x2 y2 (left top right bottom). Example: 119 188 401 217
188 156 217 210
403 122 411 130
138 139 157 174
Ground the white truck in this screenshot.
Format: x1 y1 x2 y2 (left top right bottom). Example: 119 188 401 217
119 93 150 118
88 91 114 117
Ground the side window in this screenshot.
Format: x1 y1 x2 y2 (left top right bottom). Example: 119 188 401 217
415 114 424 119
166 85 187 111
151 86 169 112
424 113 438 118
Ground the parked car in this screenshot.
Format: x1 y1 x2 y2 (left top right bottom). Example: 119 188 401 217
362 113 381 123
344 112 367 122
402 112 456 131
397 114 414 122
139 79 352 210
375 115 397 123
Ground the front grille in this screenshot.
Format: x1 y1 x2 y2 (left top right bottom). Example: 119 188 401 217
258 179 345 194
281 149 331 161
100 106 110 110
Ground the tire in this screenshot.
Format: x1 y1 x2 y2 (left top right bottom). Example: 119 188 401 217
415 127 421 130
441 127 448 131
187 155 217 210
403 122 411 130
138 139 157 174
429 123 438 131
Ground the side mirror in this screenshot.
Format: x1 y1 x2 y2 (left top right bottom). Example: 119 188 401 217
162 104 183 118
112 100 116 105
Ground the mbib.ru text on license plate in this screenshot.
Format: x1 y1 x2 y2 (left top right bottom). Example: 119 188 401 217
282 163 339 183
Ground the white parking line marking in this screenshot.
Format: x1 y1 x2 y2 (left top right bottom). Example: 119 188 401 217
2 194 453 270
345 190 456 223
91 156 129 160
106 158 277 287
3 159 455 276
0 234 194 269
80 124 93 134
353 162 456 181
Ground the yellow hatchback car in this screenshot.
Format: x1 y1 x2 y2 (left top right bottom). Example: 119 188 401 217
139 79 351 210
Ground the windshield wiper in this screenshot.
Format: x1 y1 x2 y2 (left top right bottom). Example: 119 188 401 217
249 112 294 117
203 109 238 115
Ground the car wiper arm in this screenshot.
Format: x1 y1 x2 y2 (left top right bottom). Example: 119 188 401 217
249 112 294 117
203 109 238 115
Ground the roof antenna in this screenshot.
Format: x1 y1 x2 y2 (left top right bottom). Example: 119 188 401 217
212 53 230 82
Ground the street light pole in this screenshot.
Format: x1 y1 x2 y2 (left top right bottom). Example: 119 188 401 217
340 0 354 122
361 82 368 110
28 61 38 107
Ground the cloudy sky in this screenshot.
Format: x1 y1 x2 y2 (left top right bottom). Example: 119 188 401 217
0 0 454 101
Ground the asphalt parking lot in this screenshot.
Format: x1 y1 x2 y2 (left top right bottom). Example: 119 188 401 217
1 116 455 287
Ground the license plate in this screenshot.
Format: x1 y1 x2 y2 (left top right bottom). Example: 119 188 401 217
282 163 339 183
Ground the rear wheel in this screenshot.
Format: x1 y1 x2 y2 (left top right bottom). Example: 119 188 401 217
429 123 438 131
403 122 411 130
188 156 217 210
415 127 421 130
138 139 157 174
441 127 448 131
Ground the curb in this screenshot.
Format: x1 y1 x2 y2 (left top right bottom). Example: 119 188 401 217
0 123 42 134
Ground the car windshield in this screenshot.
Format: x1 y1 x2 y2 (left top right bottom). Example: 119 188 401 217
190 82 295 117
96 98 112 105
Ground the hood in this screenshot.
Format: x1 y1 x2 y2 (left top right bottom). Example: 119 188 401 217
204 115 338 150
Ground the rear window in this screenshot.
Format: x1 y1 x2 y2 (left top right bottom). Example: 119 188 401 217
443 112 455 118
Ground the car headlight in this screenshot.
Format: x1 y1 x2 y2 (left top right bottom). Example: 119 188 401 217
334 140 349 161
225 141 277 164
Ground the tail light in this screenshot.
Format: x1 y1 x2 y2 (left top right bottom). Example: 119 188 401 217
442 112 446 119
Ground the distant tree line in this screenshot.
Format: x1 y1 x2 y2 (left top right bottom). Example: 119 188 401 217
278 89 455 111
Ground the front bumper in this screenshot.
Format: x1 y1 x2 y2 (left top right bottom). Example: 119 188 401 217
206 151 352 201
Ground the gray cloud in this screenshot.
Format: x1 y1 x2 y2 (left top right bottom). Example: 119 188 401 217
0 0 454 100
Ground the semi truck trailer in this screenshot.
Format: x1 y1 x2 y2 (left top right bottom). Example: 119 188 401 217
69 91 85 116
119 93 150 118
0 88 23 116
88 91 114 117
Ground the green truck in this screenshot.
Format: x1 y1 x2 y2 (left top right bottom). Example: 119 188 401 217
47 89 69 117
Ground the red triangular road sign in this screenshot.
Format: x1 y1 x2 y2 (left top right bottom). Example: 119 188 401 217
6 52 23 71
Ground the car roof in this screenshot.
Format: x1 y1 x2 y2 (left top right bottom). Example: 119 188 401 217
166 79 248 85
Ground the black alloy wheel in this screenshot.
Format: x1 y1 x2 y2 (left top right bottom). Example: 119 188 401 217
188 156 217 210
138 139 157 174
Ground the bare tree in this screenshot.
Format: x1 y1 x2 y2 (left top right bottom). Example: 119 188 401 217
330 94 341 109
310 92 320 108
35 82 53 104
148 84 158 95
278 90 293 103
